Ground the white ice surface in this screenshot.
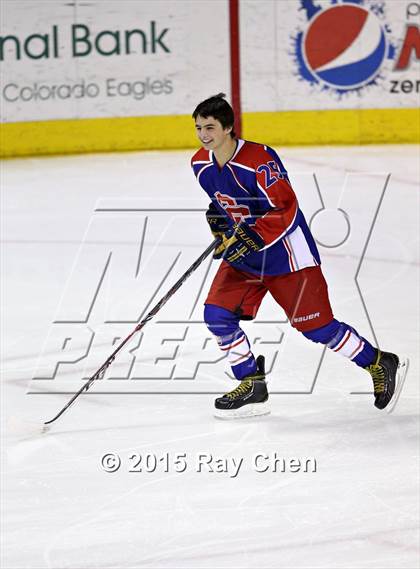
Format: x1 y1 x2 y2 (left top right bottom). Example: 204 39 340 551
1 145 419 568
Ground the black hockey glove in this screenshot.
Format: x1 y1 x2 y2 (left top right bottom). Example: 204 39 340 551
206 203 230 259
223 223 265 263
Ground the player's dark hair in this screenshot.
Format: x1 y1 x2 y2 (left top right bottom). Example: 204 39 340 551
192 93 235 138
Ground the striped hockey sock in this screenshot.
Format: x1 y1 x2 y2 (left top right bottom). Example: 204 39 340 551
303 319 376 368
204 304 257 379
217 330 257 379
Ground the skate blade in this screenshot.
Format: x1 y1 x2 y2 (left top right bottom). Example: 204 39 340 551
214 402 270 420
387 356 409 414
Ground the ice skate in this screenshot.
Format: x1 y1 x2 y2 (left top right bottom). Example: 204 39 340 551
365 350 409 412
214 355 270 419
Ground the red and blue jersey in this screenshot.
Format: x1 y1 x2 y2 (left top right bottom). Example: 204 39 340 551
191 139 321 276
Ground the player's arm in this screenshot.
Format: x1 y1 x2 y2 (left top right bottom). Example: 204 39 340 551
253 159 298 247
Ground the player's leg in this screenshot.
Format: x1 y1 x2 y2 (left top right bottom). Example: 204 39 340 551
204 262 269 417
205 262 265 379
302 320 407 410
204 305 257 379
267 266 377 366
266 266 407 410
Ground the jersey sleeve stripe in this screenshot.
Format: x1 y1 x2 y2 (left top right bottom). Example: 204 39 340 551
259 206 298 251
256 180 276 208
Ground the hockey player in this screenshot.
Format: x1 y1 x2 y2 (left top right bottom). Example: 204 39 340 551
191 93 407 418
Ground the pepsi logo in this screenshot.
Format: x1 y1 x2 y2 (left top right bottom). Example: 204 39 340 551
302 4 387 90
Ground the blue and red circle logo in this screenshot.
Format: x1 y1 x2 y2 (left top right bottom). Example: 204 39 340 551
293 1 394 94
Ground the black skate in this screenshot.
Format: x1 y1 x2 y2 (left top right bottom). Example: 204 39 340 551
214 355 270 419
365 349 409 411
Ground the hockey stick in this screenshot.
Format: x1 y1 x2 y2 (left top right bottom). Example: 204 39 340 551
43 237 221 427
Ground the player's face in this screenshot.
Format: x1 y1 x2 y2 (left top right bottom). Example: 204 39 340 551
195 115 232 151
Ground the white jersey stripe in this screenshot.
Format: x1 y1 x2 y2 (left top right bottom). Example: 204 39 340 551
283 238 296 272
197 162 213 184
231 138 245 161
280 226 317 270
229 160 255 173
256 180 276 208
227 164 251 195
